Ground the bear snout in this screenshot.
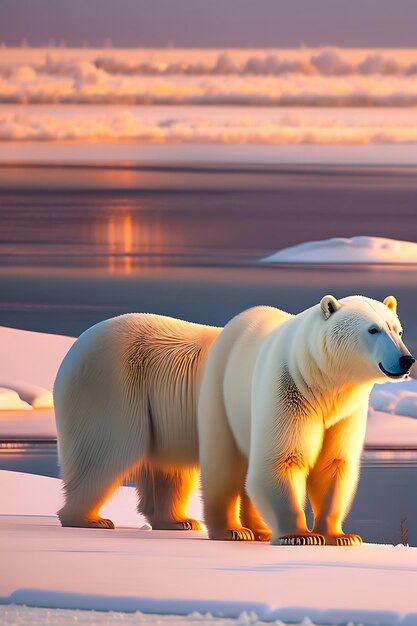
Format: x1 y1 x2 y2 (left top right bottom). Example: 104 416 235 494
399 355 415 373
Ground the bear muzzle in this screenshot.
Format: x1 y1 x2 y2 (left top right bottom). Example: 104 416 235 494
379 354 415 378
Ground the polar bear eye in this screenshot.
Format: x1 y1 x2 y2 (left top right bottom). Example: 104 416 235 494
368 327 379 335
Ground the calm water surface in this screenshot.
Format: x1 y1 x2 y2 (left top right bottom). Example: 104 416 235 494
1 163 417 345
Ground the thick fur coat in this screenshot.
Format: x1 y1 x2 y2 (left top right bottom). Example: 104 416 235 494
54 296 413 545
198 295 413 545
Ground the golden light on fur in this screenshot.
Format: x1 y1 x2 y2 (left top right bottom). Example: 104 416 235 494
383 295 397 314
54 296 413 545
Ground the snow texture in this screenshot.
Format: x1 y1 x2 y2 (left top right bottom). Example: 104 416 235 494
0 606 302 626
1 471 417 626
0 326 73 412
261 236 417 265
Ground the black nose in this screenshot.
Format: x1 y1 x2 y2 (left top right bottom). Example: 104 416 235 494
399 355 415 372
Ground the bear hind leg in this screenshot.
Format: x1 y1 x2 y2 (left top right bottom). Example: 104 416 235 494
136 466 202 531
58 470 119 529
199 425 254 541
58 437 145 529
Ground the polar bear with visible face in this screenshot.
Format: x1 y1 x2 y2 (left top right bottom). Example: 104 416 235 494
198 295 414 545
54 296 413 545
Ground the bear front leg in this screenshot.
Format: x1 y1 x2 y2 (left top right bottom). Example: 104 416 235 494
247 455 324 546
246 407 325 546
307 409 367 546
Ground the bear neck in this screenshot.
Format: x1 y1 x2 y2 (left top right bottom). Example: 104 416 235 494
287 327 374 426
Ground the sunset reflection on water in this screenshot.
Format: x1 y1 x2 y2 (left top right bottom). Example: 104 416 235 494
101 208 182 273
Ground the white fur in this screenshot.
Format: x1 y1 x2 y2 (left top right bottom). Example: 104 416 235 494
198 295 413 545
54 313 220 529
54 297 412 544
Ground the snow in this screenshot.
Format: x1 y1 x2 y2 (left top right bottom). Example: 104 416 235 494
0 387 32 411
0 326 73 413
0 381 53 409
0 326 74 391
0 606 288 626
1 470 417 625
261 236 417 265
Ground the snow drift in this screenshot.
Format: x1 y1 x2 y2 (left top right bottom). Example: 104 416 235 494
0 326 73 410
261 236 417 265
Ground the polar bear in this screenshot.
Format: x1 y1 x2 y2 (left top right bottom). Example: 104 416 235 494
54 314 221 530
55 296 414 545
198 295 414 546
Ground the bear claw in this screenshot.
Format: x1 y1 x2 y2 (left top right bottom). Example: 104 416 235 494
334 534 362 546
178 519 203 531
274 534 325 546
230 528 255 541
150 518 203 531
92 518 115 529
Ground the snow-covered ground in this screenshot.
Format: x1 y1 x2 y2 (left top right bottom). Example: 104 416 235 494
0 325 73 413
261 236 417 265
1 470 417 625
2 320 417 623
0 606 292 626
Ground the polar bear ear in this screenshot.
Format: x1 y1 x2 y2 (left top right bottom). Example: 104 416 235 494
383 296 397 314
320 295 341 320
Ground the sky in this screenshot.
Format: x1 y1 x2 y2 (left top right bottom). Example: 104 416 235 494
1 0 417 48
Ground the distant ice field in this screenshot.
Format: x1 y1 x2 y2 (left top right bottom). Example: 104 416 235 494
1 47 417 148
2 47 417 107
1 104 417 146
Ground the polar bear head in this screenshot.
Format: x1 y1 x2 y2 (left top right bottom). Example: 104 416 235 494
318 294 414 384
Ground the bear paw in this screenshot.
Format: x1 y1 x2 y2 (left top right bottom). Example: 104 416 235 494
272 533 325 546
151 518 203 531
331 533 362 546
93 518 116 529
252 530 272 542
59 516 115 529
209 527 255 541
229 528 255 541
